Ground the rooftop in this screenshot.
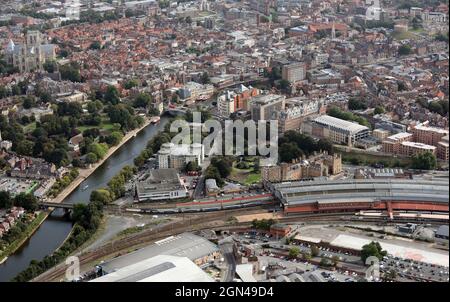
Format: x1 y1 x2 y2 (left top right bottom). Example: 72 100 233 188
401 141 436 150
99 232 219 274
91 255 213 282
313 115 369 134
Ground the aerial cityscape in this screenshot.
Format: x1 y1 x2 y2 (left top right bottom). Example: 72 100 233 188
0 0 448 285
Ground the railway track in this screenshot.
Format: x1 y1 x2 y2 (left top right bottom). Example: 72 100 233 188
32 209 446 282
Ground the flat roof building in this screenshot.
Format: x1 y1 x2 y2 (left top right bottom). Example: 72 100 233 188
157 143 204 170
91 255 214 282
135 168 188 202
304 115 370 146
98 232 221 274
250 94 285 121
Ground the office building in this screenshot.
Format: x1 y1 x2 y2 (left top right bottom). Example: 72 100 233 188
282 62 306 83
157 143 204 170
250 94 285 121
302 115 370 146
135 168 187 202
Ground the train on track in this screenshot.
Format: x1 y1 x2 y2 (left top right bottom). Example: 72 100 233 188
131 199 274 215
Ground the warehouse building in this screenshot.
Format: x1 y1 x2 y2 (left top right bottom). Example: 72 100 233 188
96 232 221 277
91 255 214 282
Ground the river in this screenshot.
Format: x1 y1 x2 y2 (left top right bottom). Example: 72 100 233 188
0 117 169 282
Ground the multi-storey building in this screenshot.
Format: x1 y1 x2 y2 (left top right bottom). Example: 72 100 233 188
437 135 449 162
262 152 342 182
399 142 437 157
382 132 413 154
411 123 449 148
157 143 204 170
302 115 370 146
217 85 259 116
282 62 306 83
135 169 188 202
250 94 285 122
279 98 324 133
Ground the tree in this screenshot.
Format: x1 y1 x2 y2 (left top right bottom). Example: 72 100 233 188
320 257 331 267
15 140 34 156
105 131 123 146
124 79 138 90
288 247 300 259
428 101 444 115
412 151 437 170
398 44 412 56
210 157 232 178
22 96 36 109
0 191 13 209
374 106 385 115
279 142 302 163
310 245 320 257
361 241 387 263
87 142 108 159
43 60 57 73
316 138 333 154
104 86 121 105
87 100 103 113
184 161 200 172
331 255 339 266
107 104 140 130
397 81 408 92
204 165 224 186
278 79 290 91
89 41 101 50
411 15 423 30
90 188 113 204
59 63 81 82
47 148 69 166
200 72 210 84
85 152 98 164
133 93 151 108
348 98 367 110
13 193 38 211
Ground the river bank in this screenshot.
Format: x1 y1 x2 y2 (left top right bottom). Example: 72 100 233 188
0 211 49 264
49 118 152 205
0 120 152 263
0 117 168 282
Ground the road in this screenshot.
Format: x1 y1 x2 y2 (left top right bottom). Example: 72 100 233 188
219 237 236 282
193 176 205 199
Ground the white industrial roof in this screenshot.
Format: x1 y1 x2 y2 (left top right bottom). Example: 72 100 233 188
90 255 214 282
330 234 449 267
99 233 219 273
313 115 369 134
235 264 257 282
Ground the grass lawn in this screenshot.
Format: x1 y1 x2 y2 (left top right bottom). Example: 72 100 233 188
244 173 262 185
391 31 419 41
339 149 413 168
23 122 36 133
77 115 117 133
229 161 261 185
77 122 116 133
